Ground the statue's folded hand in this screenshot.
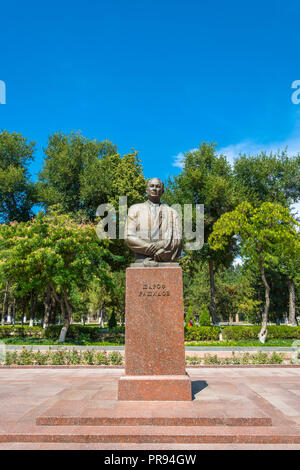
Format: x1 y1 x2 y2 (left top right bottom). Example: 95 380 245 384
145 243 158 256
154 248 165 262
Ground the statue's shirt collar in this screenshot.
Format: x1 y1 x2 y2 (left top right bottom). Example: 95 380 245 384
146 199 161 208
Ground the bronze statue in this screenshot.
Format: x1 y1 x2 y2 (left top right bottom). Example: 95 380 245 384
125 178 182 266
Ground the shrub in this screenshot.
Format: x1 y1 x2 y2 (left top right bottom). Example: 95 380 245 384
184 326 220 341
108 351 123 365
5 351 18 365
83 350 95 365
185 355 202 365
95 351 109 365
203 354 221 365
267 326 300 339
185 352 285 365
69 349 81 365
4 348 124 365
185 305 196 328
0 326 44 338
50 351 66 365
108 310 117 330
18 347 35 365
198 307 211 326
222 325 300 341
268 352 284 364
34 350 49 365
44 325 125 343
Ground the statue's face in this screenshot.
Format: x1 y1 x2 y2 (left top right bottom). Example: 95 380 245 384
146 178 164 202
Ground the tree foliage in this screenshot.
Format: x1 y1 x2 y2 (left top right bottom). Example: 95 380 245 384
209 202 299 339
0 130 36 223
0 207 116 340
234 150 300 207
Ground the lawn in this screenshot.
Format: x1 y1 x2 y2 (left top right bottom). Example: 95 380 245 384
1 337 299 347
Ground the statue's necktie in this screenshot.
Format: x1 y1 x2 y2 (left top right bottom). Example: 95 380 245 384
150 203 161 241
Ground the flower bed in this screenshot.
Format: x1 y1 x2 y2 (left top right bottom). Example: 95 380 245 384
186 351 286 365
4 348 123 366
2 348 292 366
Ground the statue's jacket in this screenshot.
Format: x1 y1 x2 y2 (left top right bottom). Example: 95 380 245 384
124 200 182 261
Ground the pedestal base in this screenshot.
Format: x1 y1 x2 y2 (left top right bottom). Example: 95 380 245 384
118 266 191 401
118 375 192 401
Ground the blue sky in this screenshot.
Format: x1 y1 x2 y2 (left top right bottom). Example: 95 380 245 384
1 0 300 196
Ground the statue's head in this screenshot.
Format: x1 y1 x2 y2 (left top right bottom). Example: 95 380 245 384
146 178 164 203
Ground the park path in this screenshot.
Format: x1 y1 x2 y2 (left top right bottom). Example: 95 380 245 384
0 367 299 449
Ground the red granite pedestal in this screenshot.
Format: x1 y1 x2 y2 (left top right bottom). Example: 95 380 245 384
118 266 192 401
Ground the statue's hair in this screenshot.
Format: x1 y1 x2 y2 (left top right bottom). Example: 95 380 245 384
146 178 164 191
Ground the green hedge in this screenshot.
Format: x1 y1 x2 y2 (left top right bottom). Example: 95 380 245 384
0 324 299 343
44 325 100 340
184 326 220 341
0 326 44 338
222 325 300 341
44 325 125 344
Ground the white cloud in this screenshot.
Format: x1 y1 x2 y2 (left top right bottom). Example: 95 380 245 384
172 152 185 168
172 148 198 168
218 136 300 163
172 137 300 217
217 136 300 218
291 201 300 220
172 135 300 168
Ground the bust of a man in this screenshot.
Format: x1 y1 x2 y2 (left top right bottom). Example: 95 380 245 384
124 178 182 266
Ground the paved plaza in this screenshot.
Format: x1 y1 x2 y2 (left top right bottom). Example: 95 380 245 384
0 367 299 449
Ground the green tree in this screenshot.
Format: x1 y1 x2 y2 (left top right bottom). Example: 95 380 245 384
182 260 261 323
0 130 36 223
87 278 112 327
38 131 146 271
0 207 116 341
198 306 211 326
234 150 300 208
108 308 117 330
37 131 117 217
185 305 195 327
209 202 299 341
276 232 300 325
38 131 146 221
164 143 238 323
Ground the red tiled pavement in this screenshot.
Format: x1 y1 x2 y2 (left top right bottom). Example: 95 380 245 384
0 368 299 448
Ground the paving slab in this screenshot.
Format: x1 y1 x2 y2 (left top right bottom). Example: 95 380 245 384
0 368 299 447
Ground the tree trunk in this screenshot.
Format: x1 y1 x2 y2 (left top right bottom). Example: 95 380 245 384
58 300 69 343
49 298 57 325
7 304 12 324
1 281 9 324
11 298 16 325
208 257 218 324
58 288 73 343
98 308 105 328
288 278 297 326
29 291 36 327
43 287 52 329
258 258 270 343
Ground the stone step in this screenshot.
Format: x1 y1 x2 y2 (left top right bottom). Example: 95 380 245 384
0 425 299 444
36 394 273 427
2 442 300 450
36 416 272 427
